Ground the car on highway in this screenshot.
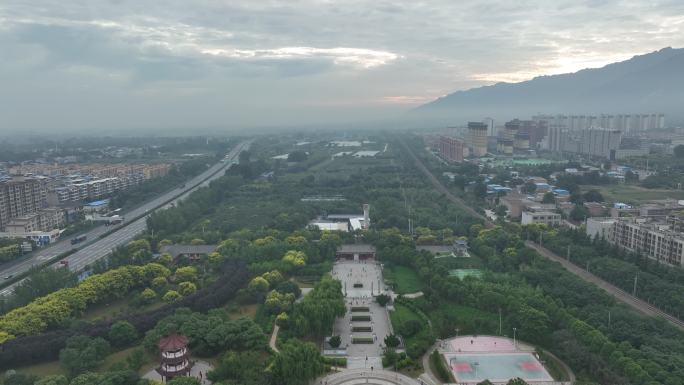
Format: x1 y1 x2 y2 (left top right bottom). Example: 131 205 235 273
4 274 13 280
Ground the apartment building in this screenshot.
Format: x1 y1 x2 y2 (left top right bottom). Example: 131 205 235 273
610 217 684 267
438 136 467 163
0 176 44 230
521 210 561 226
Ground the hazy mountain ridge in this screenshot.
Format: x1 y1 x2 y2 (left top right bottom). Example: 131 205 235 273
415 47 684 125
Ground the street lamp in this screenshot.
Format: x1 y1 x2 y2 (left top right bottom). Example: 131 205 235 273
455 328 460 337
513 327 517 349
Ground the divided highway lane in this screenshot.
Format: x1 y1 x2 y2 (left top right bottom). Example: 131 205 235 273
0 141 249 296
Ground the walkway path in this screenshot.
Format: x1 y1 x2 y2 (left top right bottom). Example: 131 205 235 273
269 324 280 353
316 368 421 385
527 241 684 332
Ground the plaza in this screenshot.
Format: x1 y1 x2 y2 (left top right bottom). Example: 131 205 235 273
331 260 392 370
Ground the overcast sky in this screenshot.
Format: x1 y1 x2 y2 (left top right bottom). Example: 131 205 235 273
1 0 683 134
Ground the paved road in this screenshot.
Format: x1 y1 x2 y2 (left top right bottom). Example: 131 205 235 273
526 241 684 332
316 368 420 385
0 141 249 296
401 136 684 332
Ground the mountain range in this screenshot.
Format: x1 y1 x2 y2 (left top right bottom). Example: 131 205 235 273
413 47 684 126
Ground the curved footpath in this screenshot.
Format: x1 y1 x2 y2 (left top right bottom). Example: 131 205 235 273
316 368 421 385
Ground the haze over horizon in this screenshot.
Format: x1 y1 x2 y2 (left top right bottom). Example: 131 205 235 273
2 0 684 134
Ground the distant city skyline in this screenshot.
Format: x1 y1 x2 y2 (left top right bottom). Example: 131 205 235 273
1 0 683 133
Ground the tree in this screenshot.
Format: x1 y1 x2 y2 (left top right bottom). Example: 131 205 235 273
158 253 173 266
271 340 325 385
570 205 590 221
12 267 77 308
494 204 508 218
174 266 198 282
507 379 529 385
328 335 341 348
399 320 422 337
265 290 296 314
376 294 391 307
152 276 168 288
179 281 197 296
108 320 138 347
238 150 251 164
163 290 182 302
472 182 487 200
282 250 306 267
288 151 308 162
65 373 102 385
583 189 604 202
521 181 537 194
59 335 110 375
542 192 555 204
384 334 400 348
674 144 684 158
34 376 68 385
168 377 201 385
141 288 157 303
248 276 270 293
208 351 267 385
262 270 284 286
126 348 145 371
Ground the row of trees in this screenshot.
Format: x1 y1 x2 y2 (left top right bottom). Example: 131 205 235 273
0 259 248 369
0 243 21 263
538 227 684 317
0 263 170 341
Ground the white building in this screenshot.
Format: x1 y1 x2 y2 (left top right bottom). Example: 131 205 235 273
521 211 561 226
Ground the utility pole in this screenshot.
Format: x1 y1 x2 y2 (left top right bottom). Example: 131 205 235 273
499 308 502 336
566 245 570 261
633 273 638 296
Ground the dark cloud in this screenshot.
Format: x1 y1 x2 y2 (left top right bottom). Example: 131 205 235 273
0 0 682 132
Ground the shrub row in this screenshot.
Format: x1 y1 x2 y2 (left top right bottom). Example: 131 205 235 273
352 326 372 332
352 337 374 344
351 315 371 322
430 350 451 382
351 306 369 312
322 356 347 367
0 259 248 369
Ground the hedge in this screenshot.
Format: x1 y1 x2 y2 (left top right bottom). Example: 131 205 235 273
351 306 370 312
352 337 374 344
430 350 451 382
351 315 371 322
352 326 372 332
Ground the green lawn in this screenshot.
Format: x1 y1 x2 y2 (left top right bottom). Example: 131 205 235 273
390 303 423 329
427 304 500 337
583 184 684 204
385 265 422 294
14 345 156 378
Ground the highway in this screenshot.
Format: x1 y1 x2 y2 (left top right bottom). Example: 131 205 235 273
0 141 249 296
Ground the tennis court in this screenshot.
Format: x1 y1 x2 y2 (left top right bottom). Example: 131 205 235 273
445 353 553 383
443 336 553 383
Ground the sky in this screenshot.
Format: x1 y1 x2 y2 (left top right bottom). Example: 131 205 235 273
1 0 683 134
